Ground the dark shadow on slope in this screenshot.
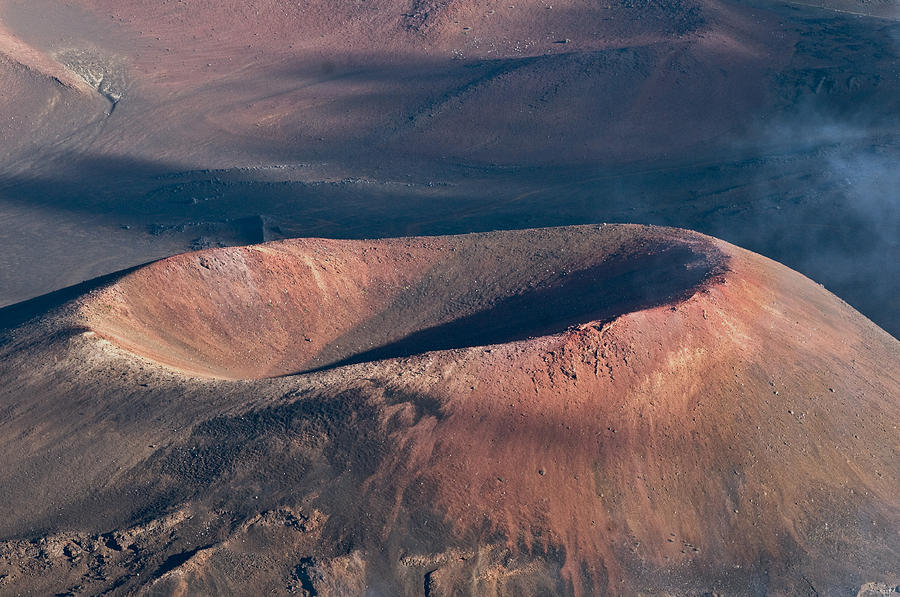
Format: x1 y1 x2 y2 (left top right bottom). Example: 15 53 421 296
151 544 214 579
297 246 724 374
0 265 143 334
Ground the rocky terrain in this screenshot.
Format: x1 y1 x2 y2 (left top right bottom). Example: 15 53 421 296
1 0 898 594
0 225 897 595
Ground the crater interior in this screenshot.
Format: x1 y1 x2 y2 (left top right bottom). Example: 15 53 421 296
83 226 725 379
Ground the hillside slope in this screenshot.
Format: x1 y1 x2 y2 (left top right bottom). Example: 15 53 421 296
0 225 897 595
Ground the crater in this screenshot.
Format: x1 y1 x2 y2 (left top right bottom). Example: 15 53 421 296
82 226 726 379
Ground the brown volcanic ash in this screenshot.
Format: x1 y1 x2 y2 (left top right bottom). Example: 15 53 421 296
0 225 898 595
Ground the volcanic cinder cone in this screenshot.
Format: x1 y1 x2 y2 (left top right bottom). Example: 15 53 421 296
0 225 897 595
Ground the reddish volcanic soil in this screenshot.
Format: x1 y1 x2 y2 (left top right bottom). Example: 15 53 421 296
0 0 898 594
0 225 897 595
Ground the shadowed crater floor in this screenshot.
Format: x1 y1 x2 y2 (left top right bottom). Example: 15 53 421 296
301 247 717 373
